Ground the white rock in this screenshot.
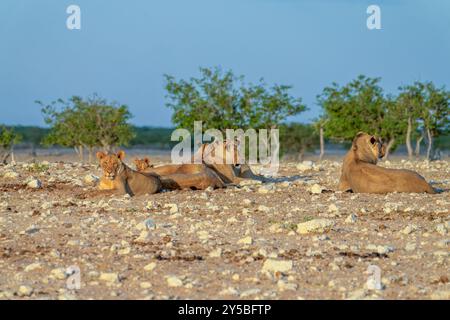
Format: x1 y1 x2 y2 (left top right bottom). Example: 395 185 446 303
309 184 325 194
262 259 293 273
50 268 66 280
366 244 395 255
99 272 119 283
18 285 33 297
237 236 253 245
166 276 183 287
345 214 357 224
143 262 157 272
24 262 42 272
209 248 222 258
401 224 418 235
140 282 152 289
296 161 314 172
164 203 179 214
436 224 448 235
3 171 19 179
297 219 334 234
27 178 42 189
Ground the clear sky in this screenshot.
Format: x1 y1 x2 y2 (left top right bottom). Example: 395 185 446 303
1 0 449 127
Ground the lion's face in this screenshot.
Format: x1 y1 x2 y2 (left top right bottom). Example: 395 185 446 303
352 132 384 164
96 151 126 180
202 140 241 165
134 157 151 172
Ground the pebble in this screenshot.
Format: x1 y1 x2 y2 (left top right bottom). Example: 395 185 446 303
262 259 293 273
24 262 42 272
18 285 34 297
166 276 183 287
345 214 357 224
297 219 334 234
309 184 325 194
99 272 119 283
237 236 253 245
143 262 157 272
27 178 42 189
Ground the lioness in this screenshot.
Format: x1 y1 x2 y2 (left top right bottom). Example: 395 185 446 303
97 151 161 196
195 140 265 183
338 132 435 194
134 158 225 190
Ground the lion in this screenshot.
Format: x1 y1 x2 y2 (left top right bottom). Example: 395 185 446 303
195 139 265 184
134 158 225 190
338 132 435 194
97 151 161 196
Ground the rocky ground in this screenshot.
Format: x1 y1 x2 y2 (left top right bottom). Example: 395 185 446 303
0 155 449 300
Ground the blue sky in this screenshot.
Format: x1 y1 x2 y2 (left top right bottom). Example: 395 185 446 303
1 0 449 127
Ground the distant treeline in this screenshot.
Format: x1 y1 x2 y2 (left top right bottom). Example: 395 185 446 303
6 126 176 149
7 125 449 151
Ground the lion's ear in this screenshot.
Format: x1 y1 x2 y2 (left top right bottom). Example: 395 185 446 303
96 151 106 160
144 157 150 164
370 136 377 145
117 150 126 160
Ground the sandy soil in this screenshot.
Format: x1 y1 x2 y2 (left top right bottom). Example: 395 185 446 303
0 153 449 300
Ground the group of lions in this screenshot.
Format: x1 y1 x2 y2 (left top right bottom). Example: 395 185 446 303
95 133 435 197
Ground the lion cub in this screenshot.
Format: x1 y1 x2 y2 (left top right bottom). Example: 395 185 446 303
97 151 161 196
338 132 435 194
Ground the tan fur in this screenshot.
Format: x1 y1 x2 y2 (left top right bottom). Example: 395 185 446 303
338 132 435 194
195 140 265 184
97 151 161 196
134 159 225 190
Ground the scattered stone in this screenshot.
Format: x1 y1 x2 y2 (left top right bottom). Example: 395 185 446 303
262 259 293 274
24 262 42 272
140 282 152 289
366 244 395 255
345 214 357 224
164 203 179 214
166 276 183 287
209 248 222 258
18 285 33 297
237 236 253 245
436 224 448 235
99 272 119 283
296 161 314 172
401 224 418 235
27 178 42 189
3 171 19 179
297 219 334 234
50 268 67 280
309 184 325 194
143 262 157 272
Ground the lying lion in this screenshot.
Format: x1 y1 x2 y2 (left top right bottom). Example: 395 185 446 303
195 140 266 184
97 151 161 196
134 158 225 190
338 132 435 194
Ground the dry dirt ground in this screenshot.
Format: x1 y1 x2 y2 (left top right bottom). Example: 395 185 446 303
0 154 449 300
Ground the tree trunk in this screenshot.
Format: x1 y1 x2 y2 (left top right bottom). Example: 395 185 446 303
11 146 15 164
319 125 325 161
414 135 424 157
406 116 413 158
426 128 433 160
88 147 93 164
383 138 395 160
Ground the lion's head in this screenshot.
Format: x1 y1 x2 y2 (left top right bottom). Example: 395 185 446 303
134 157 152 172
200 139 241 165
96 150 126 180
352 132 384 164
